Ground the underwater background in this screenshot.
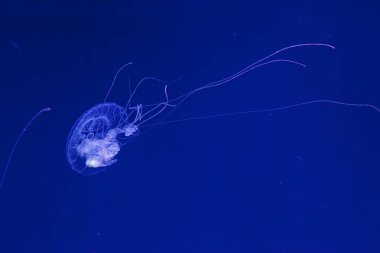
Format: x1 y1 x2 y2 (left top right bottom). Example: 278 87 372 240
1 0 380 252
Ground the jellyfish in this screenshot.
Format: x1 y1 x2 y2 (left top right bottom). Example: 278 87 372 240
66 43 379 176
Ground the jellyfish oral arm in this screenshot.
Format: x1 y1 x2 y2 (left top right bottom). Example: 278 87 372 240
76 135 121 168
123 124 139 136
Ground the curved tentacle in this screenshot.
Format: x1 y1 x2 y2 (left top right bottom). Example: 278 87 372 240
1 107 51 190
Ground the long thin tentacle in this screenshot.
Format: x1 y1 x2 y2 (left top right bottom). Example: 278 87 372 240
0 107 51 190
103 62 133 103
143 100 380 126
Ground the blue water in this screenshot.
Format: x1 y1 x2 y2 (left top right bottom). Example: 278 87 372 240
1 1 380 252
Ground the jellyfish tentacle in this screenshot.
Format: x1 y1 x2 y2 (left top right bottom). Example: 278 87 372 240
0 107 51 190
142 100 380 126
104 62 133 103
137 85 174 126
125 77 170 110
144 43 334 108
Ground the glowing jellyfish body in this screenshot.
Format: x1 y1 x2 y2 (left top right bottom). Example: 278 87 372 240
66 103 135 176
68 43 380 177
65 43 337 176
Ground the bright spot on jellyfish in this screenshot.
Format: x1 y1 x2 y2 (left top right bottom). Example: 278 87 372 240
65 43 380 176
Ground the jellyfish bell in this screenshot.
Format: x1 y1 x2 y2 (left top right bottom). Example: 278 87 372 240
66 103 133 175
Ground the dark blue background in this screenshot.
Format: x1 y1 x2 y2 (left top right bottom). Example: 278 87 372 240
1 1 380 252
